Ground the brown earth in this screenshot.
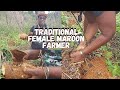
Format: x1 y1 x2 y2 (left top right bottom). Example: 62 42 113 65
62 49 113 79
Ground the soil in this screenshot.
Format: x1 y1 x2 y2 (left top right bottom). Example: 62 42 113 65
62 48 113 79
1 48 114 79
81 57 113 79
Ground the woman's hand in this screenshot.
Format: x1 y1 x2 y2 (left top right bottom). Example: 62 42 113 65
19 33 28 40
70 51 85 63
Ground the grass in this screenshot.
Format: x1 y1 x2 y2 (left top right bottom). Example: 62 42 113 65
0 13 34 78
0 25 29 50
0 11 61 78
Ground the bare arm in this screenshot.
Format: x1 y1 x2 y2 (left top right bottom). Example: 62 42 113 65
24 67 62 79
83 11 116 55
19 25 34 40
70 11 116 63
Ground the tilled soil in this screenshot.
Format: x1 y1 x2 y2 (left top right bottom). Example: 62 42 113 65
62 49 113 79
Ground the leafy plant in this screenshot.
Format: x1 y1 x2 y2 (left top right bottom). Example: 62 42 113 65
0 69 4 79
106 60 120 76
61 12 69 27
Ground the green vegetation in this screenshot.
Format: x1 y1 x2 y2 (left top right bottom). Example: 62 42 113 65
0 11 35 51
0 11 62 79
0 11 35 78
105 13 120 77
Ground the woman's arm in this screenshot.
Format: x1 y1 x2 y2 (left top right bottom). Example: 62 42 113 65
24 66 62 79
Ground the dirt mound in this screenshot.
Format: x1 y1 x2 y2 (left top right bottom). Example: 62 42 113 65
62 49 113 79
82 57 113 79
